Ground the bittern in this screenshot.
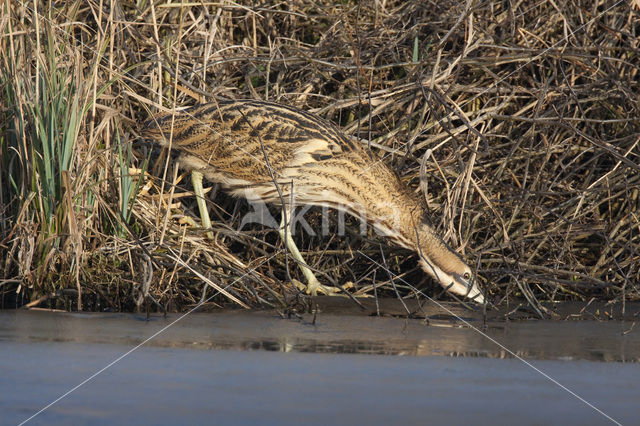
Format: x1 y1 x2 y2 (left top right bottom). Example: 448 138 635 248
143 99 484 303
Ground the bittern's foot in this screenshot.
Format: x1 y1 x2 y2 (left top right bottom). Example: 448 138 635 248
292 279 343 296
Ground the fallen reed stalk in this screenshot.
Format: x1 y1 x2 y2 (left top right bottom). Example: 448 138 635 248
0 0 638 313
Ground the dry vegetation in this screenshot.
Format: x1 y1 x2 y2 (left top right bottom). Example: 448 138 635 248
0 0 638 314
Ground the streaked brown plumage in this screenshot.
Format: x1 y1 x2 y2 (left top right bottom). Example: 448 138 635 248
143 99 483 303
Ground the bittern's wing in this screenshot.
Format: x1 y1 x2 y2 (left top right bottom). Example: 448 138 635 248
142 100 371 171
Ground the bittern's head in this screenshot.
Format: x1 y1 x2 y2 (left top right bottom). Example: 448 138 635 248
415 224 484 304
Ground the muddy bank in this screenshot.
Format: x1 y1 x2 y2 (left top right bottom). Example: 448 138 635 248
4 302 639 362
2 307 639 425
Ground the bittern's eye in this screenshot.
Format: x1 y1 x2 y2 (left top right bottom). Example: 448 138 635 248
463 272 471 280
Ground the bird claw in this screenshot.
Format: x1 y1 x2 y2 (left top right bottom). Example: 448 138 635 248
292 279 343 296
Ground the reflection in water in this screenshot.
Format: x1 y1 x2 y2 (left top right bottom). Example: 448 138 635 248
3 307 639 426
1 309 638 362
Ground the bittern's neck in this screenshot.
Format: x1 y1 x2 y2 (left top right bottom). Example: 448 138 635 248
413 223 467 279
366 201 465 278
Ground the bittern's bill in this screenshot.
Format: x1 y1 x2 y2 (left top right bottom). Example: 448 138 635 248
143 99 484 303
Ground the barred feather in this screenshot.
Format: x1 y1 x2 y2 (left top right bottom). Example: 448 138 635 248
143 99 483 302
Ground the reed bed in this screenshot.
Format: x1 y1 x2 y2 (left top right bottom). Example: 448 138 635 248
0 0 638 314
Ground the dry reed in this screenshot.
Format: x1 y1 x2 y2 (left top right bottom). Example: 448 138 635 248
0 0 638 314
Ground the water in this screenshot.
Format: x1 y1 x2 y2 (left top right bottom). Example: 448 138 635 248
1 305 639 425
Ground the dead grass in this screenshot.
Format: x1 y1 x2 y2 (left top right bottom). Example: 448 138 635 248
0 0 638 313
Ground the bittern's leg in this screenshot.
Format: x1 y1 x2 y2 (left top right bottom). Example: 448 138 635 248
191 171 213 239
278 209 340 296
